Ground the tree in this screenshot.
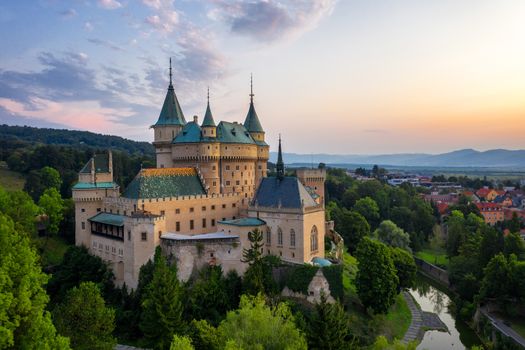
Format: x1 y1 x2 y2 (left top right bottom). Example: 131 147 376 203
217 294 307 350
390 247 417 292
38 187 64 236
24 166 62 201
0 187 39 236
337 210 370 253
242 228 266 295
373 220 411 252
170 335 194 350
389 206 414 235
308 295 353 350
479 253 511 304
504 232 525 258
353 197 380 228
355 237 398 314
47 245 115 304
446 211 468 257
478 226 504 268
53 282 116 350
0 213 70 349
140 249 186 350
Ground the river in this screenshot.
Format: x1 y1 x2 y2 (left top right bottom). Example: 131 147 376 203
409 275 482 350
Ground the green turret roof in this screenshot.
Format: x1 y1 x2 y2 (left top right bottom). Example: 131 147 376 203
153 59 186 127
202 103 216 127
243 76 264 133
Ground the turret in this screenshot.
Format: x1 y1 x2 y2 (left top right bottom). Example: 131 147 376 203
276 135 284 180
151 58 186 168
201 87 216 138
243 75 265 143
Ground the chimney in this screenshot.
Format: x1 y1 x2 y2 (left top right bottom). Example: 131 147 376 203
193 115 198 123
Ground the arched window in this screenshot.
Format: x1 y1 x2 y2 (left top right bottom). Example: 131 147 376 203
290 229 296 247
310 225 318 252
266 227 271 245
277 227 283 246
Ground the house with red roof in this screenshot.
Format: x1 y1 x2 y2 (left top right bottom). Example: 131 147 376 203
476 202 504 225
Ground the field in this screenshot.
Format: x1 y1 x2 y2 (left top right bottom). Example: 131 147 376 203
0 161 25 190
416 247 449 268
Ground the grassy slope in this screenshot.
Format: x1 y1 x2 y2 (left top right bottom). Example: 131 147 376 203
342 250 412 342
0 162 25 190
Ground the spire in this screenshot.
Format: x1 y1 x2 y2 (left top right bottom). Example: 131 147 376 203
153 58 186 127
276 134 284 180
243 74 264 133
202 87 216 127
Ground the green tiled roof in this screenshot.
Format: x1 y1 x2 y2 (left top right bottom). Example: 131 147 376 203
219 218 266 227
80 153 110 173
173 122 203 143
122 168 206 199
72 182 119 190
243 101 264 133
153 84 186 126
216 121 256 144
89 212 125 226
201 103 216 127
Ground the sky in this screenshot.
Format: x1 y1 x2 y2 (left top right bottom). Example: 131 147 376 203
1 0 525 155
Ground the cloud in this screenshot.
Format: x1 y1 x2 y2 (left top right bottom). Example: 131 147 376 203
98 0 123 10
142 0 163 10
59 9 77 19
211 0 337 42
84 21 94 31
143 0 179 34
88 38 126 52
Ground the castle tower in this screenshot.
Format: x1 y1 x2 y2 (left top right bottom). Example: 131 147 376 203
151 58 186 168
276 135 284 180
296 167 327 205
201 88 216 138
199 88 220 194
243 75 269 187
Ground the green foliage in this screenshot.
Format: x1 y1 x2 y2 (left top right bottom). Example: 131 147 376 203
189 319 223 350
390 248 417 291
217 294 307 350
285 264 319 294
241 228 264 265
308 295 353 350
242 229 279 296
38 187 64 236
322 264 344 300
479 225 504 268
47 245 115 304
504 232 525 258
355 237 398 314
0 186 39 235
170 335 195 350
353 196 380 229
372 220 412 252
0 213 70 349
371 335 417 350
24 166 62 201
338 209 370 253
140 250 186 350
53 282 116 350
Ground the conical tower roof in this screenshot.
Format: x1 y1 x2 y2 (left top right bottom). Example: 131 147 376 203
153 59 186 127
276 135 284 180
243 75 264 133
202 88 216 127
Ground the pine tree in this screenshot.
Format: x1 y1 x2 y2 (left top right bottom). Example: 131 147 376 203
308 295 352 350
241 228 266 295
140 249 186 350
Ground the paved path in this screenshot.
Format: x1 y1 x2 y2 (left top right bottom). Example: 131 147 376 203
480 307 525 349
402 291 423 344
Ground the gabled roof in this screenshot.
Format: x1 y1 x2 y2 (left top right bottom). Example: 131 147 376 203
80 153 109 173
153 84 186 127
252 176 318 209
243 101 264 133
202 102 216 127
122 168 206 199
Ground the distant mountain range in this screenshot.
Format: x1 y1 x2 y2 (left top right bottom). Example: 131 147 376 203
270 149 525 169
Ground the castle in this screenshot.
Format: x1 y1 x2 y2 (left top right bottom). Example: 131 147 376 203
73 64 327 288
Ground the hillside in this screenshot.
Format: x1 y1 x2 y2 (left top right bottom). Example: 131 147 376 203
0 124 154 156
270 149 525 169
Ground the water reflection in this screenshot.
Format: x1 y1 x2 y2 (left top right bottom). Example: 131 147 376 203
410 276 482 350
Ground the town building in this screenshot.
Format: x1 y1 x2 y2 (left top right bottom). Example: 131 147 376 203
72 65 327 288
475 202 504 225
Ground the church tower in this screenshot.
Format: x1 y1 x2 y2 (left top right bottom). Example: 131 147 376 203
243 75 269 187
151 58 186 168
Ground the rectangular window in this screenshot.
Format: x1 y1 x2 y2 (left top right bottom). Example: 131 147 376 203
176 208 180 214
190 220 194 230
81 222 85 230
190 207 194 213
211 205 215 210
160 210 165 216
141 232 147 241
81 208 85 212
97 208 101 212
213 181 216 186
202 218 206 228
236 180 240 185
176 221 180 231
211 219 215 226
236 165 240 170
222 204 226 209
226 165 230 170
232 203 236 208
226 181 231 186
202 206 206 211
128 231 131 241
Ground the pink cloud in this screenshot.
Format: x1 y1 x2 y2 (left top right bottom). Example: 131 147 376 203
0 97 134 134
98 0 123 10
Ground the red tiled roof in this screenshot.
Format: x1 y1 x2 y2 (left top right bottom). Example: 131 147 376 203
476 188 492 197
475 202 502 211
